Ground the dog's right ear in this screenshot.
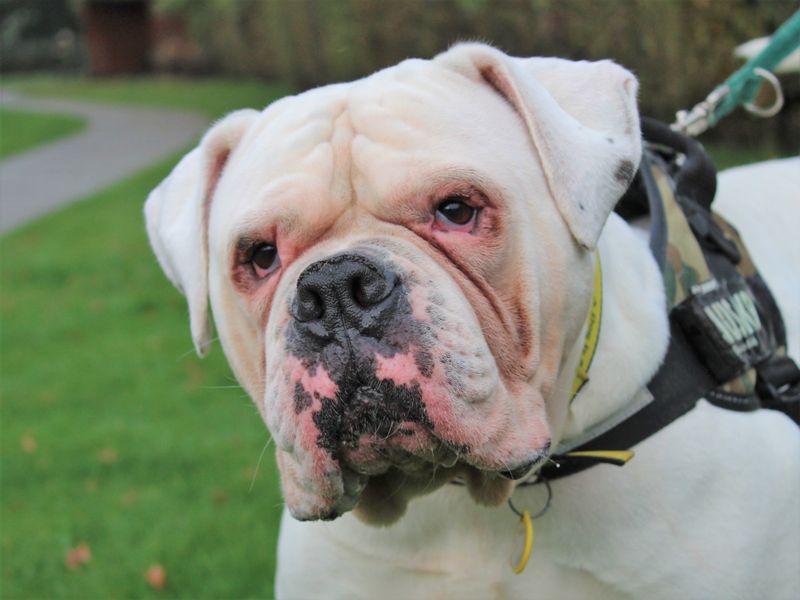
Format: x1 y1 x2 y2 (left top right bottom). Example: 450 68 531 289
144 109 259 357
436 43 641 250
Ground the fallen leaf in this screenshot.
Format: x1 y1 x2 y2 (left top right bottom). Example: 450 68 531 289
20 433 37 453
120 490 139 507
97 447 118 465
145 564 167 590
65 542 92 570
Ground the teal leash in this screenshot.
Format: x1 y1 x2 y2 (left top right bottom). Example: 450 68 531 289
673 9 800 136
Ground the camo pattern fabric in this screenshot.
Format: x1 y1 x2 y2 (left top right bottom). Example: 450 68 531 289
650 163 764 399
651 165 712 309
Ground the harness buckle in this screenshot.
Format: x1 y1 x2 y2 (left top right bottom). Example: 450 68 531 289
757 356 800 422
757 356 800 397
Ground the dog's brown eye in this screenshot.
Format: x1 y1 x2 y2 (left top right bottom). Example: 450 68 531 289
251 243 280 277
435 197 477 228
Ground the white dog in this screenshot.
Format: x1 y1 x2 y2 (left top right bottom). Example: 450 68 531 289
145 43 800 599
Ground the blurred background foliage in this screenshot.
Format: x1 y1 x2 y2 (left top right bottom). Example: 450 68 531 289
0 0 798 150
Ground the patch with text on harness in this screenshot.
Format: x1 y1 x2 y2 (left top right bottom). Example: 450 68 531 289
674 276 773 383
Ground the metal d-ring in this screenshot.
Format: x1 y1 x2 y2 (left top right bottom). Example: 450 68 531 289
744 67 785 118
508 478 552 520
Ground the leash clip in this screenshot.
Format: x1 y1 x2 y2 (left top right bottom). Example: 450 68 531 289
672 85 728 137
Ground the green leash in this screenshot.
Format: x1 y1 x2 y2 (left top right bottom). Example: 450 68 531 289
674 9 800 136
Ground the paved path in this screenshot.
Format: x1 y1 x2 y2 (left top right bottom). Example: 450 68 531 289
0 90 210 233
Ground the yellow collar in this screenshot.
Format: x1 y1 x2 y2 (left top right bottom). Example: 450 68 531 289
569 252 603 403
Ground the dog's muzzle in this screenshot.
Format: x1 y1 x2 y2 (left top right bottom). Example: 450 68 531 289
287 251 434 468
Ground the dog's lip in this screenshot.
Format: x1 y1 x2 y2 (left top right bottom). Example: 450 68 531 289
497 443 552 481
338 436 550 481
339 434 460 477
498 459 541 481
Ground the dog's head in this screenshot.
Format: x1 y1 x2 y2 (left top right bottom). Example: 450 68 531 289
145 44 640 524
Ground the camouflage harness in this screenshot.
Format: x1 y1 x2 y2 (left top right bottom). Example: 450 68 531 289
540 118 800 481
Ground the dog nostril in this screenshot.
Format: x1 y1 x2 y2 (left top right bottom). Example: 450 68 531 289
294 287 324 322
351 270 396 308
351 276 368 308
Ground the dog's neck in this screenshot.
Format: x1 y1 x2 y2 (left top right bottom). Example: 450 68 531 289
556 212 670 447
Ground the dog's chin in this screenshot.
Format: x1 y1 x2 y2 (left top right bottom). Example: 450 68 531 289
348 463 516 526
283 431 548 525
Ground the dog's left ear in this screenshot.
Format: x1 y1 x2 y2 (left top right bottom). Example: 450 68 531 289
144 109 259 356
437 43 641 250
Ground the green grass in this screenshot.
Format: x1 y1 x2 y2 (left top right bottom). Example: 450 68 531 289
1 156 285 599
1 78 292 599
704 142 787 172
0 108 86 159
7 75 294 118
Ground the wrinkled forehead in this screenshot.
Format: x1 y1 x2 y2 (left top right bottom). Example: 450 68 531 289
211 57 538 237
346 59 538 201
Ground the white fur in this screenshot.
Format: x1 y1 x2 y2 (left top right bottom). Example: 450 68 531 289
143 44 800 599
277 158 800 600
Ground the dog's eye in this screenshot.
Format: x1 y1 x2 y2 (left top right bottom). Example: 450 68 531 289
435 197 478 230
250 243 281 278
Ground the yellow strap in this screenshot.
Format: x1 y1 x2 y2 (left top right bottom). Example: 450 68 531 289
569 253 603 403
565 450 635 465
512 510 534 575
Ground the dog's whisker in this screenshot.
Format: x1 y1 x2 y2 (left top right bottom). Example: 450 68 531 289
248 436 274 493
203 385 244 389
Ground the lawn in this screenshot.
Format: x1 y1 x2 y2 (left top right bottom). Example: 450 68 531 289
1 78 291 599
0 108 86 159
705 142 790 172
7 75 293 121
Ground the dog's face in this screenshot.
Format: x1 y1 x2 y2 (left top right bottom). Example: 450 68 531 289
146 44 640 523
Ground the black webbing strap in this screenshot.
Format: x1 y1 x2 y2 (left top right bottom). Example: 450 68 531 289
758 356 800 422
540 318 718 481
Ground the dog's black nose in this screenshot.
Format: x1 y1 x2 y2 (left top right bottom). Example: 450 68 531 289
292 254 398 334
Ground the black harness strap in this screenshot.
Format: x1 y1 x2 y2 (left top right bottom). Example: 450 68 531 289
539 119 800 482
540 320 718 480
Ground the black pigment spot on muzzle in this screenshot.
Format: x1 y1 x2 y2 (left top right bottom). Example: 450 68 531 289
286 250 439 457
291 253 399 340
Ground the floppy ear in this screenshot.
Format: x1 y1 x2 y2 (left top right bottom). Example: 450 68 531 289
437 43 641 249
144 109 259 356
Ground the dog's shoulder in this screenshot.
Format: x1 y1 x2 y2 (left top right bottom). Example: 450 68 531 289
714 157 800 359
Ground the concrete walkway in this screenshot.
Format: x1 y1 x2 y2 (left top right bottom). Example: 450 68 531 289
0 89 210 233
